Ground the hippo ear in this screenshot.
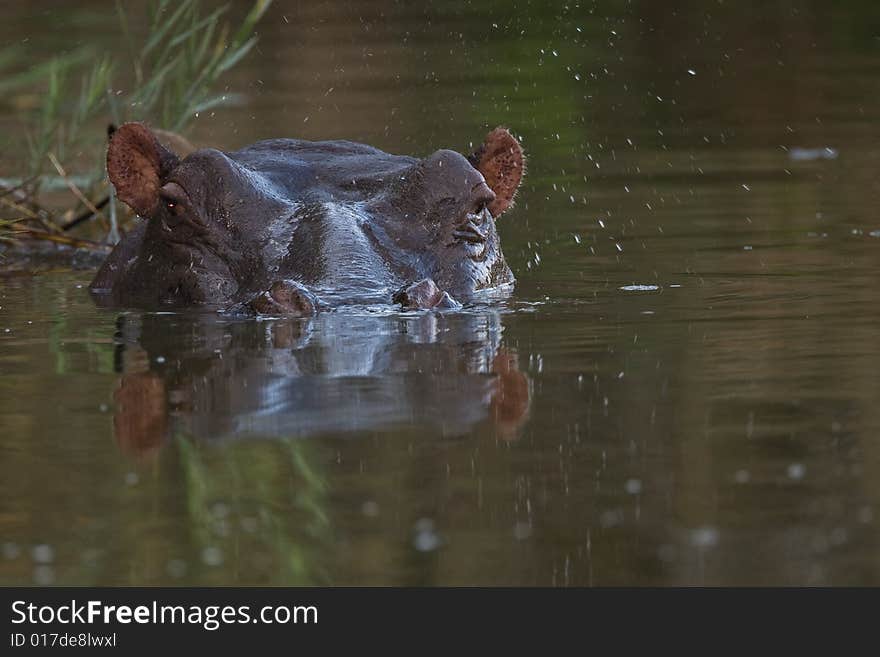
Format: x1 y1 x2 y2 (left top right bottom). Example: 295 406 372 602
467 127 525 218
107 122 180 217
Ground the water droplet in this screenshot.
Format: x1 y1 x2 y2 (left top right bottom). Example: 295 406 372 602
600 509 623 528
201 546 224 566
734 469 750 484
690 526 720 548
413 518 442 552
787 463 806 480
32 544 54 564
625 479 642 494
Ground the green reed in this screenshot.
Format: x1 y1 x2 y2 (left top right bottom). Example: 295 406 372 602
0 0 272 248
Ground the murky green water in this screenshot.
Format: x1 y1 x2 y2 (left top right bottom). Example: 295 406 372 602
4 1 880 585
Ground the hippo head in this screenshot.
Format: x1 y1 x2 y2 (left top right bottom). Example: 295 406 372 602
96 123 524 309
367 128 525 297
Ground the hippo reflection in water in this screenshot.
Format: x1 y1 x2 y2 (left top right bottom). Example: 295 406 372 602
112 312 531 459
91 123 524 313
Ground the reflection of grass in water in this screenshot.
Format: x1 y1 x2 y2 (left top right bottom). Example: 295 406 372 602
176 434 330 585
39 282 116 375
47 304 68 375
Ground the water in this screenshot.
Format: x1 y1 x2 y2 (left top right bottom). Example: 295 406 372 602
3 1 880 585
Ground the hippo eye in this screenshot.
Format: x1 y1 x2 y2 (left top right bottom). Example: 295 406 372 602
159 182 188 216
163 199 187 219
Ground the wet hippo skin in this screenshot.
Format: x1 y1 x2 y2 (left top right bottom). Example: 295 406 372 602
90 123 525 314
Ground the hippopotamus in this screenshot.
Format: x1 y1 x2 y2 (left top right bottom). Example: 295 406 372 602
89 122 525 314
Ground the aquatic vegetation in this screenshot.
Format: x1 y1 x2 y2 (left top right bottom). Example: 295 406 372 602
0 0 272 249
173 435 331 585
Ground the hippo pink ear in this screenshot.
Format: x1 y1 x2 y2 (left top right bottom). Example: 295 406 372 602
107 122 180 217
467 127 525 218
